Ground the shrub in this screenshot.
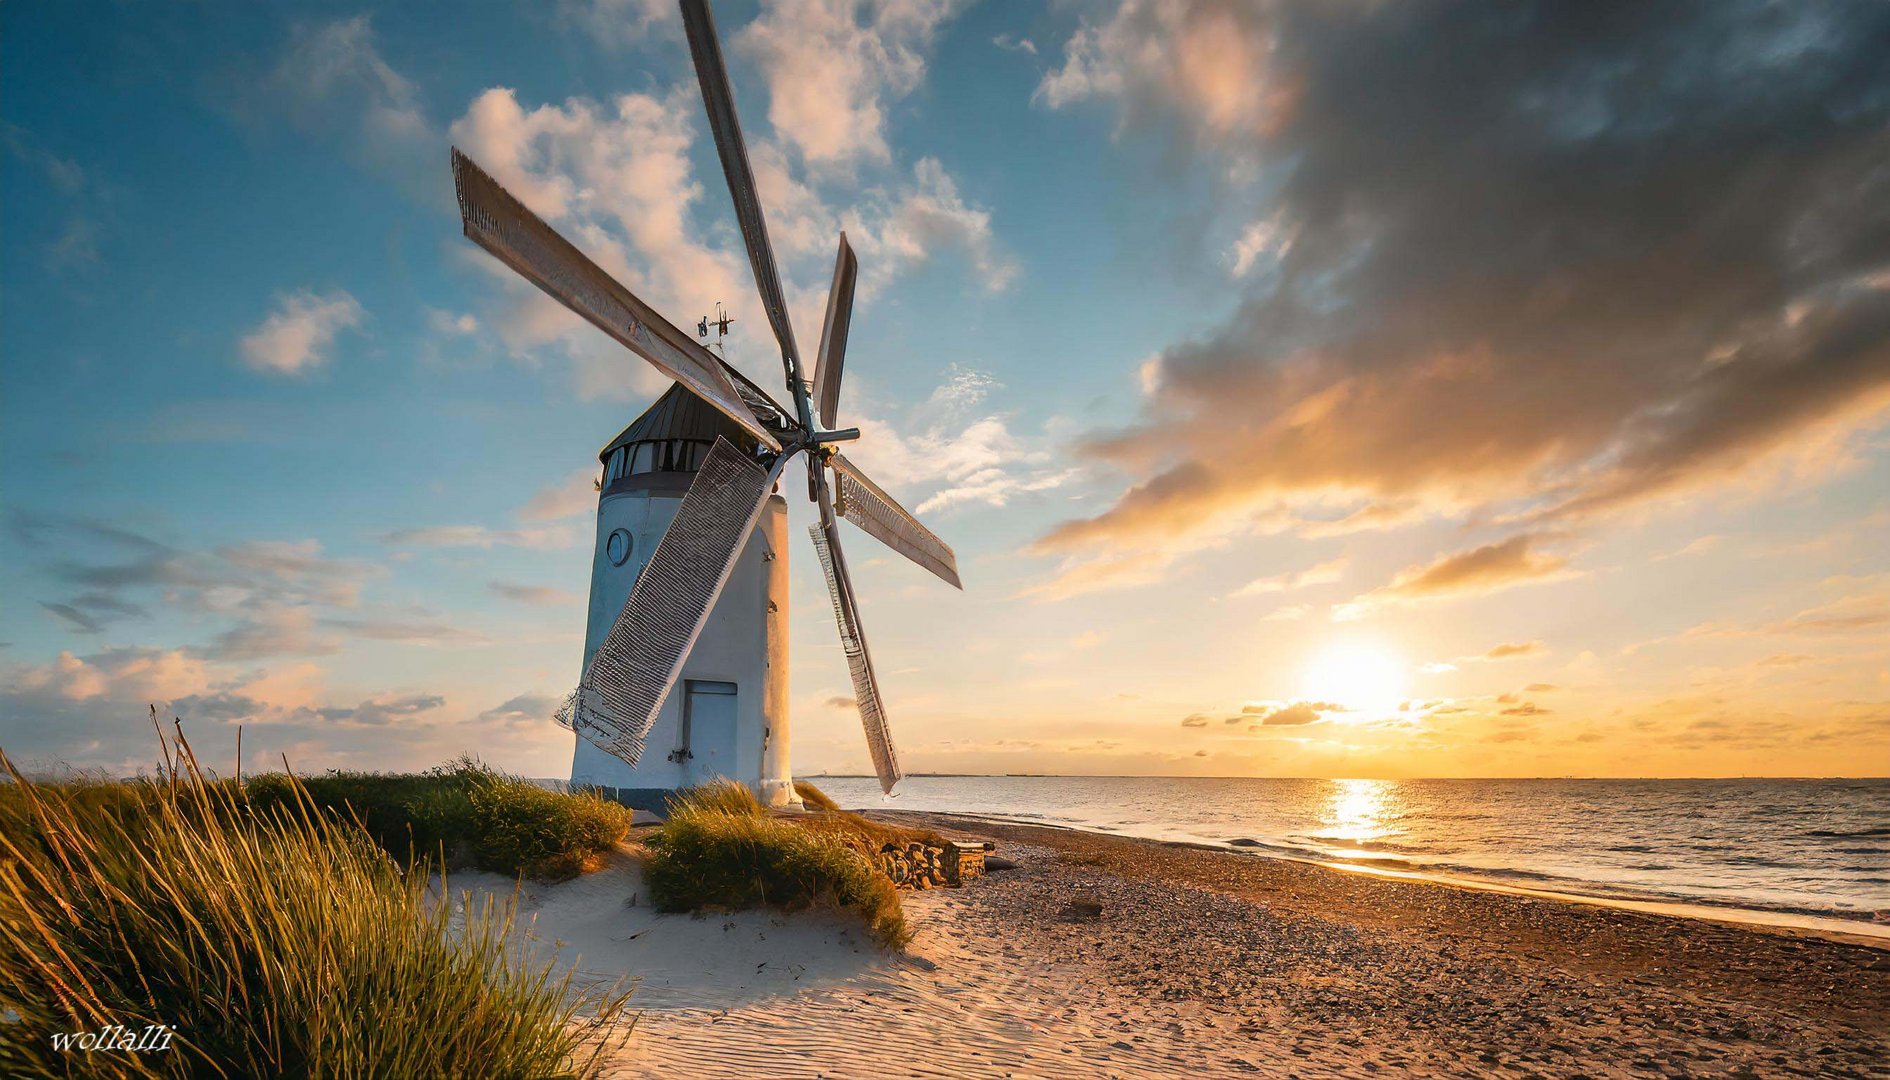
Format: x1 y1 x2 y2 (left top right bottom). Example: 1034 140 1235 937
643 802 909 948
792 780 840 811
0 742 626 1079
246 758 632 882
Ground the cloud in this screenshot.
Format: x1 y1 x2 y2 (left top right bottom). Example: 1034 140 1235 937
1337 535 1575 618
239 289 365 376
196 608 339 661
1031 1 1890 570
735 0 964 168
39 602 104 635
264 16 437 198
448 86 749 401
1523 683 1559 693
993 33 1036 56
853 158 1018 291
381 524 581 551
1245 700 1338 727
488 581 582 607
1179 714 1210 727
1231 556 1344 598
320 618 487 647
1482 641 1546 661
307 693 446 726
825 695 857 709
557 0 674 48
517 467 600 522
841 366 1073 525
477 692 560 727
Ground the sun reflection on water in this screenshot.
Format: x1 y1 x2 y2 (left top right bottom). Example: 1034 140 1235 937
1320 778 1397 847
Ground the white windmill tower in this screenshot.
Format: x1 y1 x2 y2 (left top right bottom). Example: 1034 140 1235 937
451 0 962 809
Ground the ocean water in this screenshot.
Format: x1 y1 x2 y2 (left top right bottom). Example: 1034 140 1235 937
809 775 1890 920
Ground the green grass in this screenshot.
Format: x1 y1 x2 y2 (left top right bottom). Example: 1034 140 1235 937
246 757 634 882
641 782 911 948
0 739 626 1080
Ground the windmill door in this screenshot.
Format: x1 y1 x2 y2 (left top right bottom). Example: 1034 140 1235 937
682 680 739 783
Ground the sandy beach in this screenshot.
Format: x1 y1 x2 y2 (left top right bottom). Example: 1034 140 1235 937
446 811 1890 1079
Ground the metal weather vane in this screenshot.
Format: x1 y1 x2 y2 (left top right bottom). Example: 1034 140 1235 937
450 0 961 793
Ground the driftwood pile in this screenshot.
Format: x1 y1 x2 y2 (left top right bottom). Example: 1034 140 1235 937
876 840 991 890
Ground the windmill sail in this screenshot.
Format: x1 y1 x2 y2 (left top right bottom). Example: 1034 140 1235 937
681 0 801 370
809 491 902 794
828 453 962 589
452 149 780 452
558 438 783 765
811 233 857 430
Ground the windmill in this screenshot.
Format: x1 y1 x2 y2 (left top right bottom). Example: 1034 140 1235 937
449 0 961 801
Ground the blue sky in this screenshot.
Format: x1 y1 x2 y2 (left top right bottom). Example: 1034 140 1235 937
4 1 1887 780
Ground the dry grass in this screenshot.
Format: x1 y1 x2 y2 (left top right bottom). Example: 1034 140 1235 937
0 734 627 1079
792 780 840 811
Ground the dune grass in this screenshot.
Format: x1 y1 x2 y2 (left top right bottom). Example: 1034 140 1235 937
0 737 626 1080
245 757 634 882
641 781 912 947
792 779 841 811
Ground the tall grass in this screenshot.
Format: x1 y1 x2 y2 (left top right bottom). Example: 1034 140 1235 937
0 738 626 1079
791 780 840 811
642 782 910 947
245 758 633 882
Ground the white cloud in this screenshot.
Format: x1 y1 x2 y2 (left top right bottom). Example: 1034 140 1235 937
1231 556 1346 598
850 157 1018 291
841 366 1074 517
1036 1 1286 140
239 289 365 376
448 86 748 401
267 17 436 198
736 0 963 168
557 0 674 49
993 33 1037 56
427 308 479 336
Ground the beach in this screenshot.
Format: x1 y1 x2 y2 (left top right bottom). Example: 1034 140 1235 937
456 811 1890 1079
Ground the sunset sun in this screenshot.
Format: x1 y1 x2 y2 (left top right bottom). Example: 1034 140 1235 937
1299 642 1409 717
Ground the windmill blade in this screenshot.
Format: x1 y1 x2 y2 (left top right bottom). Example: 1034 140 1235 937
828 453 962 589
452 148 780 452
811 233 858 430
680 0 801 368
809 472 901 793
557 437 786 766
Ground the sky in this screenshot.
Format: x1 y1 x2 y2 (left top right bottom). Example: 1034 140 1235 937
2 0 1887 782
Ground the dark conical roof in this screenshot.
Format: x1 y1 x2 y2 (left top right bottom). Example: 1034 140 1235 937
598 383 761 462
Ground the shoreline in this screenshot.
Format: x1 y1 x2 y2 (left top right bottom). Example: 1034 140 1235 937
886 808 1890 948
497 809 1890 1077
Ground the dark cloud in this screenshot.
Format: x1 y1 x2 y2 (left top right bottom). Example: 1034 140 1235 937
39 602 104 634
1501 702 1551 717
308 694 446 726
826 695 858 710
1037 1 1890 558
1483 641 1546 661
477 693 559 727
1180 713 1211 727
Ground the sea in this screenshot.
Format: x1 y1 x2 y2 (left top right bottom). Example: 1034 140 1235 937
807 775 1890 922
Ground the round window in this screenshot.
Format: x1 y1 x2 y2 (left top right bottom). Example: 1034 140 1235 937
606 528 633 566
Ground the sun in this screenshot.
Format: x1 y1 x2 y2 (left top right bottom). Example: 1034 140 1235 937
1299 641 1409 718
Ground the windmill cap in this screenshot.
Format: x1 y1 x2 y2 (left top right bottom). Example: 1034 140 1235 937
599 383 763 462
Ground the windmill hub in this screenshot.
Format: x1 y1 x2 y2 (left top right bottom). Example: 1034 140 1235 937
451 0 962 805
